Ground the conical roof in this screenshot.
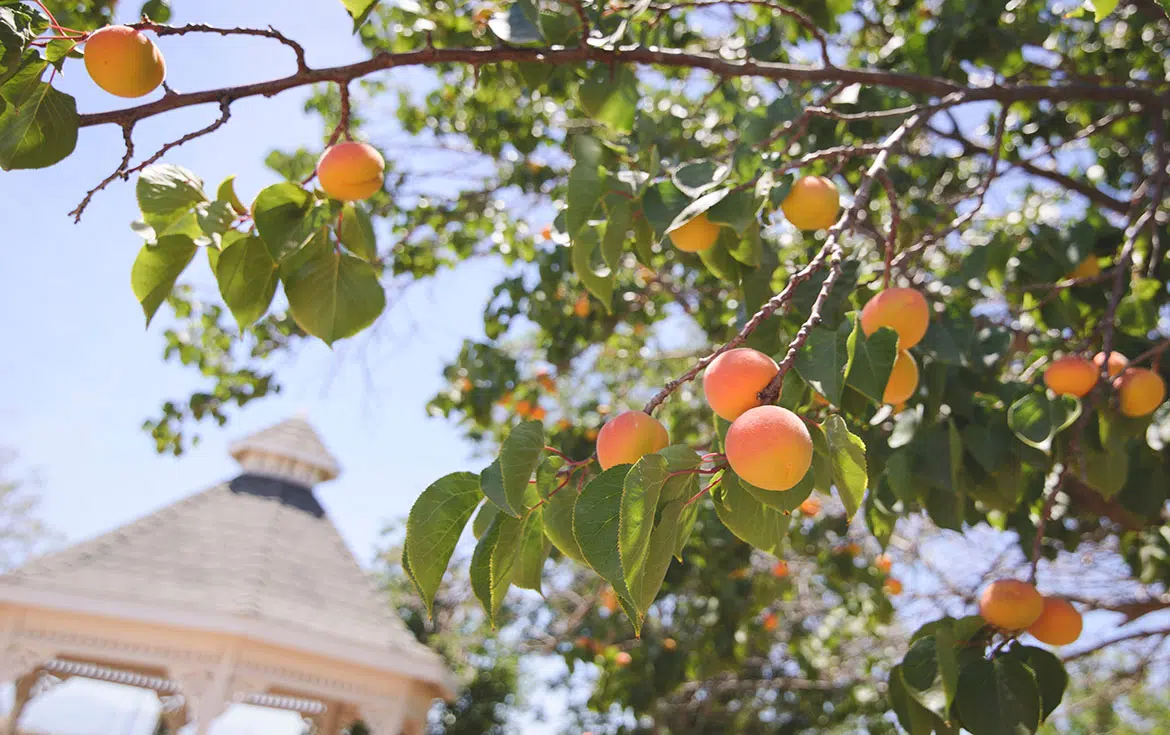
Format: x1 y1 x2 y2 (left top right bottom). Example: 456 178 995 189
0 419 450 695
228 414 341 484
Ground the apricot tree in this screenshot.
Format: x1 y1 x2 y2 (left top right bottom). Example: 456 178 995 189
5 0 1170 731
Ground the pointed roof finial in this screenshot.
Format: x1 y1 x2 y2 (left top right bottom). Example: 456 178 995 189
229 416 340 486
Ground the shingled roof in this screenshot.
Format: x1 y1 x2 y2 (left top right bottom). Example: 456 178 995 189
0 417 449 693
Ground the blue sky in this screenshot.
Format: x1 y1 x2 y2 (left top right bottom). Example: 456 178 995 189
0 0 513 731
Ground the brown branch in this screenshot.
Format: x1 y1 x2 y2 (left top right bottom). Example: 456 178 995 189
876 170 898 288
128 21 309 74
69 98 233 222
75 43 1168 131
1062 626 1170 664
66 123 134 222
756 81 847 151
1131 338 1170 366
325 81 352 147
1029 462 1066 584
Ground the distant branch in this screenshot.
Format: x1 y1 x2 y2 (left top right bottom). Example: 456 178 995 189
128 20 309 74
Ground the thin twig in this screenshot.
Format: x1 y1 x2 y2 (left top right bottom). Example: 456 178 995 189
326 81 352 146
1062 626 1170 663
67 123 134 222
876 170 898 288
1029 463 1066 584
128 21 309 73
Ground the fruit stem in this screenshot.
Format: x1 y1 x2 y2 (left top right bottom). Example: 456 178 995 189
685 476 722 507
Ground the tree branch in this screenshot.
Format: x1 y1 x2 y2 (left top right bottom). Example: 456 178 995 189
1062 626 1170 663
127 21 309 74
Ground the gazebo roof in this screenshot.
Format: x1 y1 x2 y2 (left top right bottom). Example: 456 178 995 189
0 417 451 698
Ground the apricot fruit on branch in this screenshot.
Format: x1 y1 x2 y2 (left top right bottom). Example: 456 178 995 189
1115 367 1166 418
702 348 780 422
882 350 919 405
1094 350 1129 378
1027 597 1083 646
596 411 670 470
1069 257 1101 279
84 25 166 99
725 405 812 492
860 288 929 350
979 579 1044 631
1043 355 1098 398
668 213 721 253
780 175 840 231
317 142 386 201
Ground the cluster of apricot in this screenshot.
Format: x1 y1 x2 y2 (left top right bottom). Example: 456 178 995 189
82 25 386 203
667 175 841 254
979 579 1082 646
596 285 932 492
1044 350 1166 417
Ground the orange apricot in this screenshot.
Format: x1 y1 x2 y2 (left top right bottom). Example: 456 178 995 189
875 555 892 574
317 142 385 201
883 350 919 405
574 293 592 317
860 288 930 350
884 578 903 595
1027 597 1082 646
702 348 780 421
668 213 721 253
763 613 779 631
614 651 632 666
84 25 166 98
1114 367 1166 417
725 406 813 492
596 411 670 470
600 587 619 613
1094 350 1128 378
1069 257 1101 280
979 579 1044 630
1043 355 1098 398
780 175 840 231
663 637 677 651
772 560 789 578
799 496 821 516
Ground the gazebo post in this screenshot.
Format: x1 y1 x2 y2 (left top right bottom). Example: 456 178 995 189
3 671 36 735
359 700 405 734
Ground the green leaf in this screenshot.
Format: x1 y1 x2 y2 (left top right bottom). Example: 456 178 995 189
740 466 814 512
671 160 730 198
471 511 522 627
794 322 850 405
628 498 686 617
338 204 378 261
571 228 614 312
514 506 548 592
1009 646 1067 722
889 665 944 735
480 459 516 517
252 182 315 260
341 0 381 30
618 454 669 592
600 195 632 269
641 181 690 239
543 477 587 563
1082 444 1128 498
196 201 235 238
697 228 741 282
667 188 731 235
472 500 498 540
567 135 604 237
213 233 278 328
280 229 386 345
713 471 790 556
573 466 635 604
823 415 867 518
130 234 196 325
0 81 76 170
956 658 1042 735
1007 393 1081 451
578 65 638 133
0 52 46 106
935 623 960 711
845 320 899 404
136 165 207 216
1092 0 1119 21
499 420 545 517
706 188 762 236
140 0 172 23
215 175 246 214
403 472 482 618
488 1 544 45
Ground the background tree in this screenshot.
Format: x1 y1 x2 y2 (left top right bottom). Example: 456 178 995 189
8 0 1170 731
0 450 54 571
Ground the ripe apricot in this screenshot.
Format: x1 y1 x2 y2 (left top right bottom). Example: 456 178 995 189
875 555 892 574
669 213 721 253
860 288 930 350
781 175 840 231
614 651 632 666
703 348 780 421
979 579 1044 630
1027 597 1082 646
799 496 821 516
772 560 789 578
600 587 619 613
84 25 166 98
663 637 677 650
515 399 533 417
574 293 592 318
763 613 779 631
317 142 385 201
725 406 813 492
1114 367 1166 417
882 350 919 405
1043 355 1098 398
884 578 903 595
1069 257 1101 280
1094 350 1129 378
596 411 670 470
